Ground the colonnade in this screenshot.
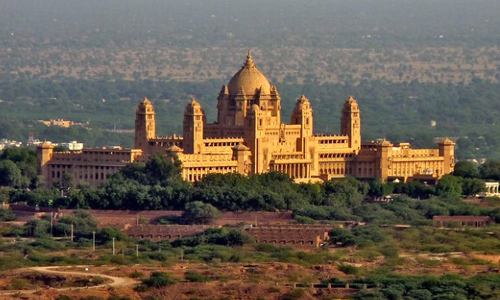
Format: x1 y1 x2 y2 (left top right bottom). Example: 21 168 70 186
273 163 310 178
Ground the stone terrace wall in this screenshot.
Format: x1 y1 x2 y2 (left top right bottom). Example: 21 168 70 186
215 211 293 225
125 225 214 242
244 224 334 249
59 209 183 229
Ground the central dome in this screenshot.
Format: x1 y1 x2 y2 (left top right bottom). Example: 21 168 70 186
227 50 271 96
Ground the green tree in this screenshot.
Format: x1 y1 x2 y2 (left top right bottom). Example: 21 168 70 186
0 208 15 221
480 160 500 180
436 175 463 197
329 228 356 247
24 219 50 238
0 160 24 188
453 161 479 178
54 210 98 238
182 201 221 224
144 154 182 185
461 178 485 196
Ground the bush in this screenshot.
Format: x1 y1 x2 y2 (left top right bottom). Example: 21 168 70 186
129 271 145 279
182 201 221 224
11 278 31 290
142 272 178 288
282 289 306 300
185 270 209 282
30 238 62 251
338 264 361 275
0 208 15 221
147 252 169 261
294 215 317 224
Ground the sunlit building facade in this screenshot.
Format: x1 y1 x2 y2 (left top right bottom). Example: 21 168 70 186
38 51 455 187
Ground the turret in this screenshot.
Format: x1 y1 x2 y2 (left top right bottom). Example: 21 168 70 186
37 142 55 187
291 95 313 135
217 85 229 125
341 96 361 152
438 138 455 176
134 98 156 150
183 97 205 154
245 104 265 174
234 87 248 126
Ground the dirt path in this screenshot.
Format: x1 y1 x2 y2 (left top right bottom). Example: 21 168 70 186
0 265 138 296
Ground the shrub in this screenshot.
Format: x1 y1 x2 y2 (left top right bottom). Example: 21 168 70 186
294 215 317 224
147 252 169 261
185 270 209 282
282 289 306 300
338 264 361 275
142 272 178 288
30 238 63 251
129 271 145 279
182 201 221 224
10 278 31 290
0 208 16 221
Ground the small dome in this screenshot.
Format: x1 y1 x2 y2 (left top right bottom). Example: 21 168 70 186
380 139 393 147
296 95 311 110
227 50 271 96
167 145 183 152
185 97 203 115
232 143 249 151
439 137 455 145
38 142 54 148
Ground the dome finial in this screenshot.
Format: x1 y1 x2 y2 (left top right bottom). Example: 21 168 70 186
244 49 255 68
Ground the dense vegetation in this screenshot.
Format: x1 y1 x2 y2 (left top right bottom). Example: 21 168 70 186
352 273 500 300
1 151 499 228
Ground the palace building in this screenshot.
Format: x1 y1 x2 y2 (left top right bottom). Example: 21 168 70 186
38 51 455 187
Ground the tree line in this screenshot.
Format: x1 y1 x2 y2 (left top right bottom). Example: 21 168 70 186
2 150 500 226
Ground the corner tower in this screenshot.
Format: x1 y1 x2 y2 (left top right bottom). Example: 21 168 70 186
134 98 156 151
183 97 205 154
291 95 313 135
439 138 455 176
341 96 361 152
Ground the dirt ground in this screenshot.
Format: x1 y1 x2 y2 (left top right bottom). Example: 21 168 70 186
1 252 498 300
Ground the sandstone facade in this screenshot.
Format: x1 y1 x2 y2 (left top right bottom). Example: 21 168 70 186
38 51 455 187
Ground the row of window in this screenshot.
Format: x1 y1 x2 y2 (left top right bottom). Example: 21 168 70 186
50 170 112 180
319 139 347 144
319 153 354 159
50 165 114 170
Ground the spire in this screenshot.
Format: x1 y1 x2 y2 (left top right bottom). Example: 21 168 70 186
219 85 229 97
190 97 200 106
244 49 255 68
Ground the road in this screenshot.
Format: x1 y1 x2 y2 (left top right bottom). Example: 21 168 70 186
0 265 138 296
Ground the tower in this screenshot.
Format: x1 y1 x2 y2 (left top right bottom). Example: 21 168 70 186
183 97 205 154
341 96 361 152
291 95 313 152
439 138 455 176
134 98 156 151
37 142 54 186
246 104 265 174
